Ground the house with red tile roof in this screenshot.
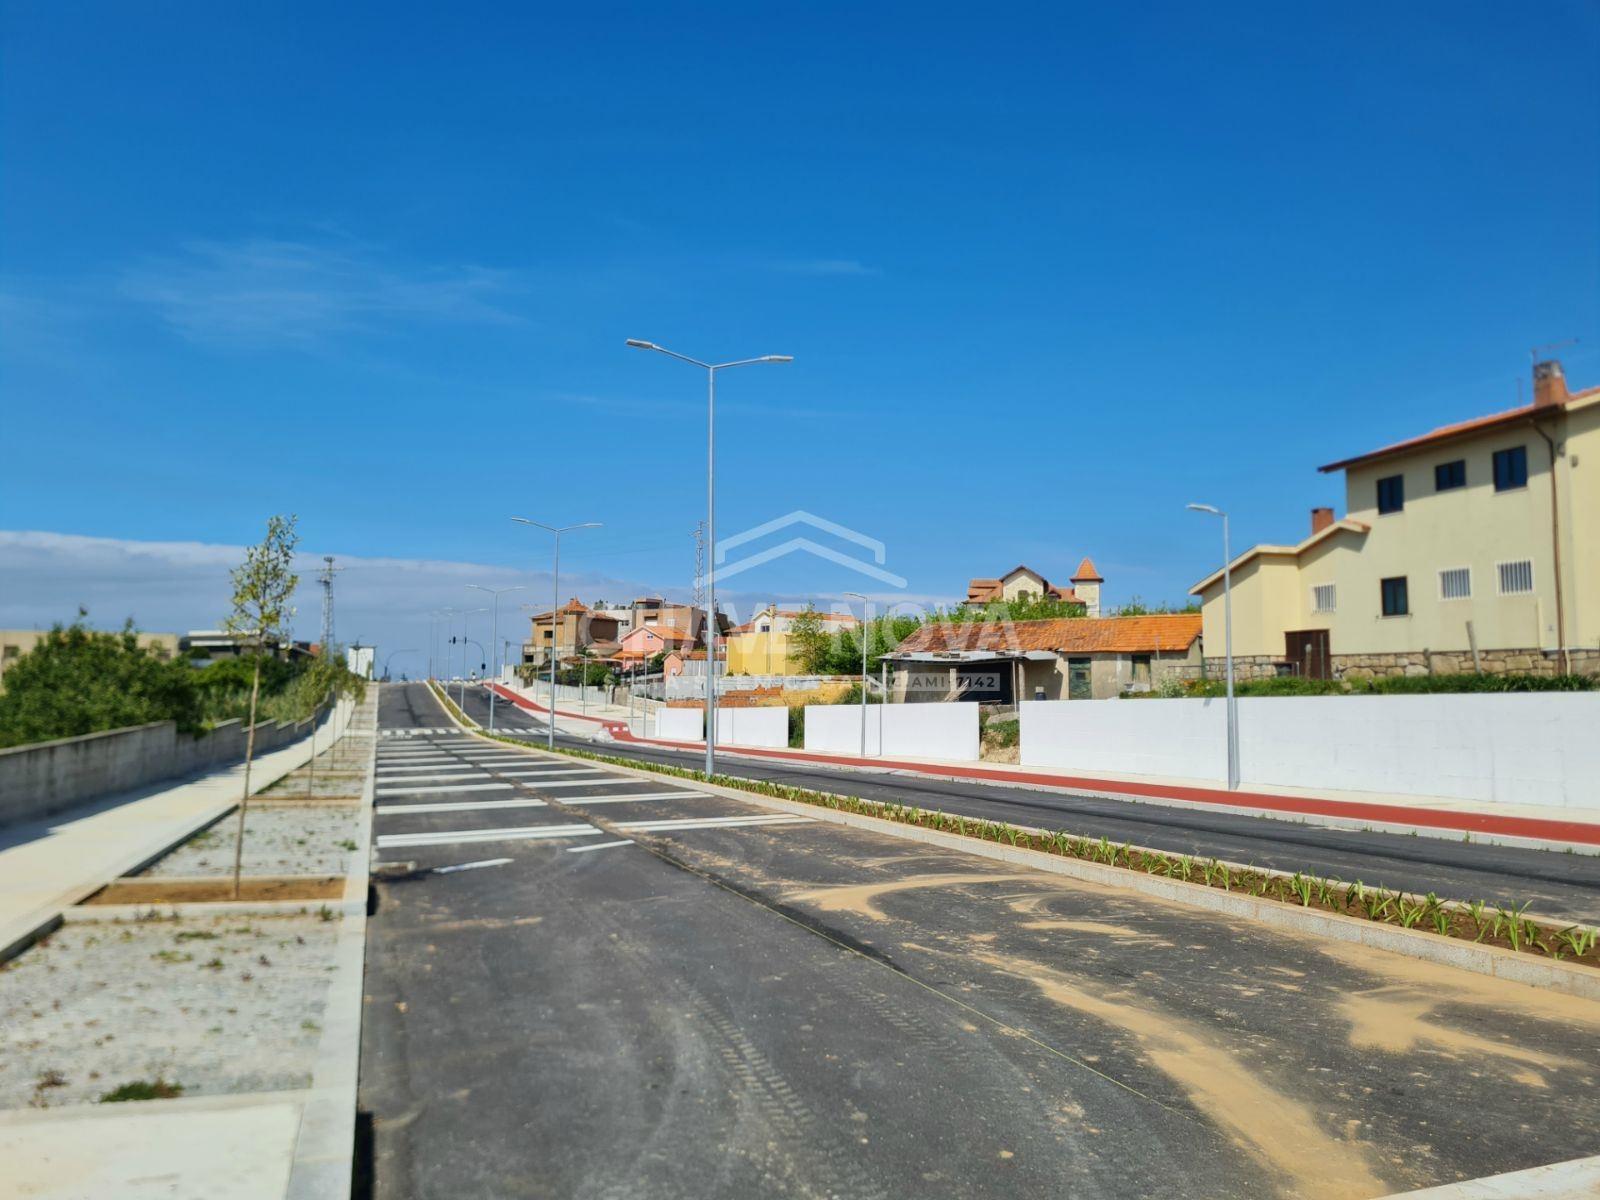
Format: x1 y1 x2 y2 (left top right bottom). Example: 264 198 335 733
964 560 1103 617
1189 359 1600 681
614 623 698 667
888 614 1202 701
522 598 621 670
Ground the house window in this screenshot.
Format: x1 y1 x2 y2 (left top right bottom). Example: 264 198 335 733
1380 576 1409 617
1493 446 1528 491
758 624 770 634
1376 474 1404 514
1434 460 1466 491
1497 559 1534 595
1311 584 1336 614
1438 567 1471 601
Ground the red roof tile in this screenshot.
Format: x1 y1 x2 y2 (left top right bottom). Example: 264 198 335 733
894 614 1200 656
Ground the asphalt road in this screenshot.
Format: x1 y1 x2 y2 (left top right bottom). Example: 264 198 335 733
359 683 1600 1199
449 681 1600 924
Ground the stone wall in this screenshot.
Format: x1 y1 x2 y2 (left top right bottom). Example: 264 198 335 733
1200 648 1600 682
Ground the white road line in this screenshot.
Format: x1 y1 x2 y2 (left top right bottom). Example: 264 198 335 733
371 780 489 790
565 840 634 854
432 858 513 874
518 779 647 791
375 782 515 797
378 797 550 815
559 792 705 805
376 823 601 849
375 764 481 773
616 814 816 832
492 774 604 784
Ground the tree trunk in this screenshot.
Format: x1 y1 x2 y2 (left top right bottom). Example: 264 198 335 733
232 652 263 899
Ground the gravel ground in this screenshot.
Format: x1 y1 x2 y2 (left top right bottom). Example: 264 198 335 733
261 772 365 798
142 805 361 878
0 913 339 1109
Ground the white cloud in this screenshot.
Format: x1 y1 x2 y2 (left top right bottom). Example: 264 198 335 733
118 236 520 347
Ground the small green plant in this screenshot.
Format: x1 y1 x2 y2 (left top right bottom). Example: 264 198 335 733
1395 897 1425 929
151 949 193 964
100 1079 183 1103
337 839 359 852
1556 927 1597 958
174 930 218 942
1288 874 1314 907
316 905 336 922
201 956 224 971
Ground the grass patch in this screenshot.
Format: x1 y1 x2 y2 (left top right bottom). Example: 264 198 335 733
99 1078 183 1103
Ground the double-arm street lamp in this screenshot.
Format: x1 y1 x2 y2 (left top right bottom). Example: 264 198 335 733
626 339 793 778
1187 503 1239 790
467 584 526 732
512 518 602 749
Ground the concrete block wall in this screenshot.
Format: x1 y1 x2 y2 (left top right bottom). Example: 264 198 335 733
1019 692 1600 809
0 703 342 828
715 706 788 749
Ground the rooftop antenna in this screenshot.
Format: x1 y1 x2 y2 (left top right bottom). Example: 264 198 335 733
1530 337 1579 364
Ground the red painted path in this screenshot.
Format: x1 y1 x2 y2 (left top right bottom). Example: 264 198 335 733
484 683 1600 847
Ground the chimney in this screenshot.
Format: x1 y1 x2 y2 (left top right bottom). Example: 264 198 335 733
1310 507 1334 535
1533 360 1569 409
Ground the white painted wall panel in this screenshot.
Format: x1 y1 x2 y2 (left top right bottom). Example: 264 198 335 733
656 708 705 742
1019 693 1600 809
804 703 979 762
715 706 788 749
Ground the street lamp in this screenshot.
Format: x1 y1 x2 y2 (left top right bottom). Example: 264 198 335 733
844 591 871 758
467 584 526 732
512 518 602 750
432 608 458 682
1188 503 1239 790
382 649 418 680
452 609 487 711
626 339 793 777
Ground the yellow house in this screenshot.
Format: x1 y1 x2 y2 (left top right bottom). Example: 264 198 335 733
1189 359 1600 679
724 606 859 676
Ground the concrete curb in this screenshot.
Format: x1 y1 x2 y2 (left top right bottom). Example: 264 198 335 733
440 700 1600 1002
284 690 375 1200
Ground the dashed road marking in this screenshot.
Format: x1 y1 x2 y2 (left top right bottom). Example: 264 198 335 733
373 773 492 785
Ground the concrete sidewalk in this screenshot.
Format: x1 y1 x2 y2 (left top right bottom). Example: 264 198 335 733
485 682 1600 851
0 700 355 960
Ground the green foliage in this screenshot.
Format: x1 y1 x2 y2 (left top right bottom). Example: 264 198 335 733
0 616 202 747
929 595 1086 624
224 515 300 648
787 605 834 675
1107 595 1201 616
100 1079 183 1103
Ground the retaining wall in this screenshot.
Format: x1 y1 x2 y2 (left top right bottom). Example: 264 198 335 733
1019 692 1600 809
0 707 332 828
715 706 788 749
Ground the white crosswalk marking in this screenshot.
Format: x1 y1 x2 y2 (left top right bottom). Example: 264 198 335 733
376 782 515 797
378 797 550 815
376 823 601 849
615 814 815 832
372 773 491 785
559 792 706 805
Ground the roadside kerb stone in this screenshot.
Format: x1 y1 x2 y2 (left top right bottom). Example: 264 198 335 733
435 701 1600 1002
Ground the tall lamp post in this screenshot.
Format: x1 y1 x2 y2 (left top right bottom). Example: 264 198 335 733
453 610 487 711
512 518 602 750
844 591 871 758
1187 503 1239 790
626 339 792 778
468 584 526 733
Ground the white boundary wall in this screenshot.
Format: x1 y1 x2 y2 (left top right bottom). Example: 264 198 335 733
716 707 788 749
1019 693 1600 809
656 708 705 742
805 703 979 761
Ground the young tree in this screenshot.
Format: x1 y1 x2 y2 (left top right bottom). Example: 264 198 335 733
788 605 832 674
223 515 300 898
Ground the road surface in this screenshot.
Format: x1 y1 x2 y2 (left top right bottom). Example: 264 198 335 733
358 683 1600 1199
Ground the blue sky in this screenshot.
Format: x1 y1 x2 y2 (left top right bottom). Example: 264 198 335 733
3 2 1597 656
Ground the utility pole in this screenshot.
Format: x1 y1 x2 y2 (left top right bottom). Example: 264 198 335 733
316 556 345 662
